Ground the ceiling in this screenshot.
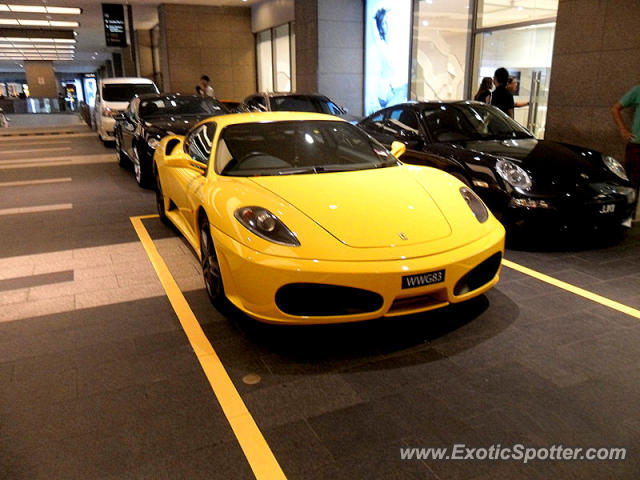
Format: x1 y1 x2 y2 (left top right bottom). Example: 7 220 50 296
0 0 261 74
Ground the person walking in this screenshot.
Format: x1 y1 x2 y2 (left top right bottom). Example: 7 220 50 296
507 77 529 108
199 75 215 98
491 67 514 118
612 84 640 213
474 77 493 104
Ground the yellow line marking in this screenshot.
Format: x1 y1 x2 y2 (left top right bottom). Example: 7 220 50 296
503 259 640 320
130 215 287 480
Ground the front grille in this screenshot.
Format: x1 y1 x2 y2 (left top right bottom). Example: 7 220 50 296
275 283 383 317
387 289 448 316
454 252 502 296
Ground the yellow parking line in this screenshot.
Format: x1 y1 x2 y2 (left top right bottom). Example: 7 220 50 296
503 259 640 320
130 215 286 480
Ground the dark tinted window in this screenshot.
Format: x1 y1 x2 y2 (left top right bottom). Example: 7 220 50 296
216 120 397 177
185 122 216 167
387 108 420 133
246 96 266 111
102 84 158 102
271 95 345 115
421 104 532 142
139 96 226 118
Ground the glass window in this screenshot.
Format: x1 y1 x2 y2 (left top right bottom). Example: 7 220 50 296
388 107 420 132
478 0 558 29
185 122 216 167
270 95 344 115
139 96 226 118
273 24 291 92
102 84 158 102
411 0 470 102
257 30 273 92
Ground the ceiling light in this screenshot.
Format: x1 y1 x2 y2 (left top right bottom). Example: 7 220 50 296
0 19 80 27
2 5 81 14
422 20 429 26
0 19 18 24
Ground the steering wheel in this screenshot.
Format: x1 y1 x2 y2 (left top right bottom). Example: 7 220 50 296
220 151 265 175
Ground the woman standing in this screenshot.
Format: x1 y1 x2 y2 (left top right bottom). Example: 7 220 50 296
474 77 493 104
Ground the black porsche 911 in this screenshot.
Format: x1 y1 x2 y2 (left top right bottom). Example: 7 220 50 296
359 101 636 232
114 94 228 188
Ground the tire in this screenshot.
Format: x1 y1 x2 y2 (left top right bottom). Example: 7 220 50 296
133 145 153 189
154 166 170 225
200 216 226 308
115 132 127 167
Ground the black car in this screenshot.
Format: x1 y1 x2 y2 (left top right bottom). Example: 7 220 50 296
240 92 360 123
115 94 228 188
359 101 636 232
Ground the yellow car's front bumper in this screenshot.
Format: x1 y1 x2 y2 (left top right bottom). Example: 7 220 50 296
212 225 505 325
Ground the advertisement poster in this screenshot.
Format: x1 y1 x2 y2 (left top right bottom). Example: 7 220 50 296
365 0 412 115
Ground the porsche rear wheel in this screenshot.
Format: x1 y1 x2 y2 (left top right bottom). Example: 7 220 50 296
200 217 226 307
154 167 169 224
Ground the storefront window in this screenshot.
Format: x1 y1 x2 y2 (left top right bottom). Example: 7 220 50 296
256 29 273 92
273 24 291 92
410 0 470 101
473 22 555 137
477 0 558 29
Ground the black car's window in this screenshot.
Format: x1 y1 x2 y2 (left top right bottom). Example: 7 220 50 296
246 96 267 112
102 84 158 102
271 95 344 115
184 122 216 167
386 108 420 134
421 104 532 142
139 96 226 119
216 120 398 176
360 111 384 131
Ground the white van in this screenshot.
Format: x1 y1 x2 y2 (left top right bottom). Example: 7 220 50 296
94 77 158 142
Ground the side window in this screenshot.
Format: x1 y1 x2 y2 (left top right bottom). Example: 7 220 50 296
386 108 419 135
249 96 267 111
361 111 385 131
184 122 216 167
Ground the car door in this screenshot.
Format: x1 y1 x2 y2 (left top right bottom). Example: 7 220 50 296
418 106 470 175
121 97 139 159
174 122 217 236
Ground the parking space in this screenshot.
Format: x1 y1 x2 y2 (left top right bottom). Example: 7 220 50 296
1 127 640 479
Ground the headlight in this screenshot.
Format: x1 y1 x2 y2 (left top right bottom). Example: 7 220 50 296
603 155 629 181
148 138 160 149
234 207 300 246
460 187 489 223
496 159 532 191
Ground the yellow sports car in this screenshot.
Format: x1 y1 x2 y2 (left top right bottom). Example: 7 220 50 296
153 112 505 324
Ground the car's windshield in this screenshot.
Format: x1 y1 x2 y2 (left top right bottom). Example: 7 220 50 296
271 95 345 115
217 120 398 177
139 97 227 118
421 104 533 142
102 84 158 102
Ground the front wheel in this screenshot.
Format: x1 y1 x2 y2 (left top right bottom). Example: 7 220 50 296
200 217 226 307
154 167 169 225
133 145 153 188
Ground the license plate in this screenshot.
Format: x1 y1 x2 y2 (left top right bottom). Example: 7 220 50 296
402 269 445 289
598 203 615 214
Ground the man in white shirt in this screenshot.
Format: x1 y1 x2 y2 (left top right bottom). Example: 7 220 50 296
199 75 215 98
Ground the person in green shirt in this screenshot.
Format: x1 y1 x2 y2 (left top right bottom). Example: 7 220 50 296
612 85 640 190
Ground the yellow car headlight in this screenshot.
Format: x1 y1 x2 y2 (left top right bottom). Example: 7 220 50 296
460 187 489 223
235 206 300 246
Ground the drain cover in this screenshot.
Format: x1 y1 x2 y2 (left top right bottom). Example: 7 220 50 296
242 374 261 385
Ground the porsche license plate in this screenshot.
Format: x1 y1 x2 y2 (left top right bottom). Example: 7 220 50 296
402 269 445 289
598 203 615 214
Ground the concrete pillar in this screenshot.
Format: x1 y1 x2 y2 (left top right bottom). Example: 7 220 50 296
137 29 154 80
24 61 58 97
158 4 256 100
294 0 364 116
545 0 640 161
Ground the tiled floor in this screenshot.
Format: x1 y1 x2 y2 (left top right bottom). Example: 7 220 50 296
1 125 639 479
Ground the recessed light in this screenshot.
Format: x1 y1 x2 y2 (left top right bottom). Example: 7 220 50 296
422 20 429 26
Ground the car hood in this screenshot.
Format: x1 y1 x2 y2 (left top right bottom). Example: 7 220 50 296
144 114 212 135
250 167 452 248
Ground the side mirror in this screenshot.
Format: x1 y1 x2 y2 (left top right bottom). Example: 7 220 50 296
167 153 206 174
390 141 406 159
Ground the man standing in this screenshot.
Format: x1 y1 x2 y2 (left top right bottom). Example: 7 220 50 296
491 67 514 118
199 75 215 98
612 84 640 191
